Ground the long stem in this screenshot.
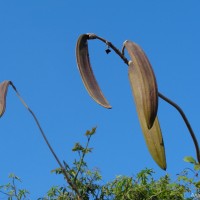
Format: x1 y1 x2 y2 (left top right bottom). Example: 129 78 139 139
158 92 200 163
9 82 82 200
87 33 200 164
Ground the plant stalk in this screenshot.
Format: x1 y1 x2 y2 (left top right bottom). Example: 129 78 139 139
9 82 82 200
158 92 200 163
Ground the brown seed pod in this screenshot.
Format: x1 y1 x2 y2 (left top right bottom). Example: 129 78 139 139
129 61 166 170
76 34 111 108
0 80 11 117
124 40 158 129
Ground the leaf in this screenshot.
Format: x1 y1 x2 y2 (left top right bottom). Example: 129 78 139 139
85 127 97 136
8 173 21 182
72 143 84 152
128 62 166 170
124 41 158 129
183 156 196 164
195 181 200 188
194 164 200 171
83 148 93 154
51 168 63 174
76 34 111 108
0 80 11 117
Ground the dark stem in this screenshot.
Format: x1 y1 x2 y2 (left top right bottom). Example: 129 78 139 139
9 82 82 200
87 33 200 164
158 92 200 163
87 33 129 65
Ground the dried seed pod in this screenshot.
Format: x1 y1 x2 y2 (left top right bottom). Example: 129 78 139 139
0 80 11 117
129 61 166 170
76 34 111 108
124 40 158 129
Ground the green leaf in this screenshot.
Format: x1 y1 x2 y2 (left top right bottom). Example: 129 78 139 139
72 143 84 151
195 181 200 188
8 173 21 182
194 164 200 171
183 156 196 164
85 127 97 136
82 147 93 154
51 168 63 174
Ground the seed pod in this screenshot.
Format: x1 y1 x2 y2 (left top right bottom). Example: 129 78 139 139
76 34 111 108
124 40 158 129
0 80 11 117
129 61 166 170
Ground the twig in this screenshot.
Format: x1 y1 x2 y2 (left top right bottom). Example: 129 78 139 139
9 82 82 200
73 135 92 183
87 33 129 65
12 177 19 200
87 33 200 164
0 190 10 197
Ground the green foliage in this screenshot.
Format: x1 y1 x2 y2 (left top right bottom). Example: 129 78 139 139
101 169 199 200
0 173 29 200
184 156 200 172
39 129 200 200
1 129 200 200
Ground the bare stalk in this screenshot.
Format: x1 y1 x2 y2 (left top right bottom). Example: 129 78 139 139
158 92 200 163
9 82 82 200
87 33 200 164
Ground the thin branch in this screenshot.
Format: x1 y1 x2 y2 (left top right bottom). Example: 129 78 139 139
9 82 82 200
73 135 92 183
0 190 10 196
87 33 129 65
87 33 200 164
158 92 200 163
12 177 19 200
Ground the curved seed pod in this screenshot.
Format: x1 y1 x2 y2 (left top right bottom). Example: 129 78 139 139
129 61 166 170
124 40 158 129
0 80 11 117
76 34 111 108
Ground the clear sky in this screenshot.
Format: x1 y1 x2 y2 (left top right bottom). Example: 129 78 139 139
0 1 200 199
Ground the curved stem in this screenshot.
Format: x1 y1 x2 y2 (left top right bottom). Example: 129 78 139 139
158 92 200 163
9 82 82 200
88 33 129 65
87 33 200 164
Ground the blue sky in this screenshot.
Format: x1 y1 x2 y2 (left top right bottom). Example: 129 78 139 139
0 1 200 198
